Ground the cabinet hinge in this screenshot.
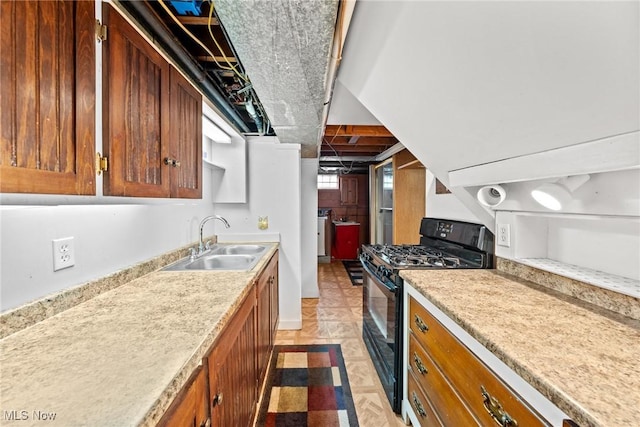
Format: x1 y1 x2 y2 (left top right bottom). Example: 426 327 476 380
95 19 107 42
96 153 108 175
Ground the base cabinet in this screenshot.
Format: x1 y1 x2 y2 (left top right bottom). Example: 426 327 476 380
405 294 558 427
209 289 257 427
257 253 279 387
159 250 279 427
158 367 209 427
332 223 360 260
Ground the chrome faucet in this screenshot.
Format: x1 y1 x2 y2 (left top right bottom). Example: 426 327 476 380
198 215 230 255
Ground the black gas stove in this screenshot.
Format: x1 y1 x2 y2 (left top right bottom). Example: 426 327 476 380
360 218 494 413
364 244 483 269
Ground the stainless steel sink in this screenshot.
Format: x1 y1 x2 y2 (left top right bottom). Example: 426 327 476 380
212 244 266 255
186 254 257 270
162 243 273 271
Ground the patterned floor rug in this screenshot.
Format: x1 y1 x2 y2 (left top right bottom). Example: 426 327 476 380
256 344 360 427
342 261 363 286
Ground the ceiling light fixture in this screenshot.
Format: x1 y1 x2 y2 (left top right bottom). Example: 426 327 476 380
477 185 506 209
530 175 590 211
203 116 231 144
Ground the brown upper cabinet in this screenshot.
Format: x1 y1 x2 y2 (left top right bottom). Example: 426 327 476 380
0 0 96 195
340 175 358 206
103 5 202 198
393 149 425 244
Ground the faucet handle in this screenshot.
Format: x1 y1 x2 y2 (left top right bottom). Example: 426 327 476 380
204 240 212 250
188 247 197 260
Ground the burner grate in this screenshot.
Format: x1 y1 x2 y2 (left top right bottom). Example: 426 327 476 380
367 244 482 269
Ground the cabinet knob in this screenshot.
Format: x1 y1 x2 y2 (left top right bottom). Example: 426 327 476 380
163 157 180 167
212 392 223 408
200 418 211 427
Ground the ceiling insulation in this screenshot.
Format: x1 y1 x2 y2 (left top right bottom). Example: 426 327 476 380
213 0 339 158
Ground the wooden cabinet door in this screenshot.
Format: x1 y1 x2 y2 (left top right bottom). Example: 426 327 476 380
0 0 95 195
103 5 171 197
393 149 425 244
169 67 202 198
208 290 257 427
158 366 209 427
269 254 279 345
340 175 358 205
256 268 271 388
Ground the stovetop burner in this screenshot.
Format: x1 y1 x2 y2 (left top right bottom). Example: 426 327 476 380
365 243 483 269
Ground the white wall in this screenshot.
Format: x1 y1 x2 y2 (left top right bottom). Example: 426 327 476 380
301 159 320 298
0 168 220 312
493 169 640 288
337 1 639 229
425 170 480 223
213 137 303 329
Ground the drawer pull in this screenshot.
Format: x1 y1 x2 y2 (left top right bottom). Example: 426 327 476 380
481 386 518 427
414 314 429 333
413 352 428 375
411 391 428 418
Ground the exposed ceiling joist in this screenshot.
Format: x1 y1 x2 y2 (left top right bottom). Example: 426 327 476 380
197 55 238 63
324 136 396 146
324 125 394 137
177 16 219 25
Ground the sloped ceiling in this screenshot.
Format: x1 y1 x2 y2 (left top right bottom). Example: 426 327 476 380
214 0 339 158
333 0 639 227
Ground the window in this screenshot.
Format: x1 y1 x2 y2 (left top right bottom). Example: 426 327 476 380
317 174 339 189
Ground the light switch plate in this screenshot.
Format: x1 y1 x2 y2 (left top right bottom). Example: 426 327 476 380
497 224 511 247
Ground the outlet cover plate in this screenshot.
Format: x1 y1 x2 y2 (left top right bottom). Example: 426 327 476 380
53 237 75 271
497 224 511 248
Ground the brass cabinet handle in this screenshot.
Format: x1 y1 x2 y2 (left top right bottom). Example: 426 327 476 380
411 391 428 418
414 314 429 333
481 386 518 427
163 157 180 167
212 392 224 408
413 352 428 375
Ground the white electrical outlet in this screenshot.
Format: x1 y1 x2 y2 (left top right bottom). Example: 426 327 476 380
497 224 511 248
52 237 75 271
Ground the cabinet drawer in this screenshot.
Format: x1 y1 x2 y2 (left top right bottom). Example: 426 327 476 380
409 297 547 427
407 333 479 426
407 371 442 427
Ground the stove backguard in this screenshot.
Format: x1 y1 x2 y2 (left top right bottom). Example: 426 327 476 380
420 218 493 252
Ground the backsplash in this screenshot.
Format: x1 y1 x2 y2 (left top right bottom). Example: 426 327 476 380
0 238 215 338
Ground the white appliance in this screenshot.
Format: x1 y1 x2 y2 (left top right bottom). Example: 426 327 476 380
317 217 327 256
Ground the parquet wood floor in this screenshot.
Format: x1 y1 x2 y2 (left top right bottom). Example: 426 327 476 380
273 261 407 427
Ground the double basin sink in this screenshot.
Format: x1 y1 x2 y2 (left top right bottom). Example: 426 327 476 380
163 243 273 272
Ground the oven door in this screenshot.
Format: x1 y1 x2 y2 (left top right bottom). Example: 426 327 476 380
361 260 402 413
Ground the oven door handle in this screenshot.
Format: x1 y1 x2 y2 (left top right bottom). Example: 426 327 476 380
360 257 398 293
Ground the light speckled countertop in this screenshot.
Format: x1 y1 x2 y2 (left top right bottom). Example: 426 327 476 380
400 269 640 427
0 244 278 427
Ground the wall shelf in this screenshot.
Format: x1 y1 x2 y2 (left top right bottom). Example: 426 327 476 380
517 258 640 298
